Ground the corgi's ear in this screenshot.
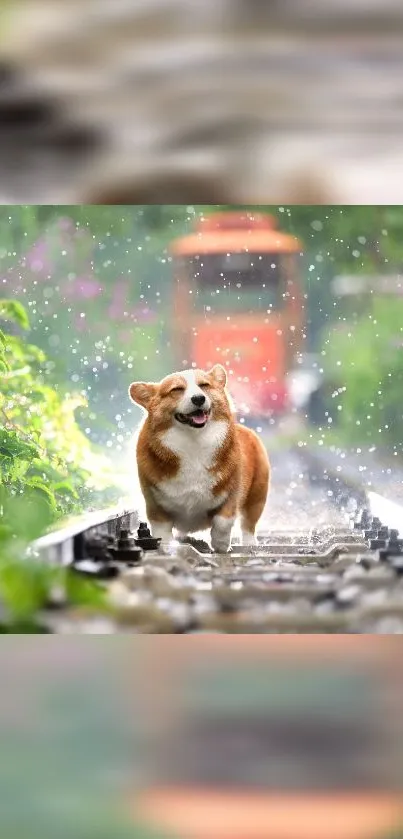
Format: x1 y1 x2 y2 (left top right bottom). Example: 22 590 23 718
128 382 157 409
208 364 227 388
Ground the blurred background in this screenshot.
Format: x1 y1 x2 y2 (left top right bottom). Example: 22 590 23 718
0 637 403 839
0 1 403 201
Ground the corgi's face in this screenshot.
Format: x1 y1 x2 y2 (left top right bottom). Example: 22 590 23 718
129 364 231 430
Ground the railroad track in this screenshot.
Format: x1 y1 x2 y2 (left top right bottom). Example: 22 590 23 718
28 446 403 634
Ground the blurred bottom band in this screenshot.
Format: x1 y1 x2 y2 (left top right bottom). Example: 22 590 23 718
131 790 403 839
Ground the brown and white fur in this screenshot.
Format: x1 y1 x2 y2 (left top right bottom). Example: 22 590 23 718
128 364 270 553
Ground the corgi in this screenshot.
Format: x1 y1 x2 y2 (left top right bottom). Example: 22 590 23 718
128 364 270 553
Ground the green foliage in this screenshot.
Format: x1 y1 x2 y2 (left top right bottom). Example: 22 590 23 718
0 298 123 629
320 295 403 449
0 491 112 632
0 297 30 329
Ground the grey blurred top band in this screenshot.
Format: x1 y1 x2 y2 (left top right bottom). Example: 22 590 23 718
0 0 403 203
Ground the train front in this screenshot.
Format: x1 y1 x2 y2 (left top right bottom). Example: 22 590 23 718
169 211 304 422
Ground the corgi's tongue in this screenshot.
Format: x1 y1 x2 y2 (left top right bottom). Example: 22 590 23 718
191 411 208 425
175 408 210 427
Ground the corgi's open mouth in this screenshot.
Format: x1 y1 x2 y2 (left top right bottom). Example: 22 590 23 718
175 408 211 428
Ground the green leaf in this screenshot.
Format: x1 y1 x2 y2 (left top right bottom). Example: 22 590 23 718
6 457 30 482
0 454 14 478
65 570 110 611
53 480 79 500
25 478 57 511
0 429 38 460
0 558 59 619
27 460 65 483
0 299 30 330
2 494 54 542
0 524 12 543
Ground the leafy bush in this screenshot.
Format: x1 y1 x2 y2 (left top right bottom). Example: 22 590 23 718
0 298 123 629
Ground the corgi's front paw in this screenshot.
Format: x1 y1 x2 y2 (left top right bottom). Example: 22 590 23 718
157 541 176 556
211 515 234 554
146 522 174 555
211 537 231 554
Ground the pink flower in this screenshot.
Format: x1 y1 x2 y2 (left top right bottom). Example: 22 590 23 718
25 238 53 275
74 314 88 332
130 305 157 324
57 217 75 233
108 281 129 319
118 330 133 344
64 277 103 300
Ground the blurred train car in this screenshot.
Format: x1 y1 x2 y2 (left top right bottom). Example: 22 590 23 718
169 211 305 421
131 637 403 839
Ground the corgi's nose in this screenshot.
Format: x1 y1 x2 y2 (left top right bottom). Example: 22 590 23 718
191 394 206 407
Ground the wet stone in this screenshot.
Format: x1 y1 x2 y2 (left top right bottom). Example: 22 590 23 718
360 589 390 608
364 617 403 634
359 553 381 570
390 557 403 575
342 564 367 582
329 555 358 572
246 559 267 567
315 598 337 616
366 566 395 583
335 585 361 608
218 600 239 614
72 559 120 579
142 555 193 574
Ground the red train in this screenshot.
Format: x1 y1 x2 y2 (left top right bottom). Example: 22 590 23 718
168 210 305 420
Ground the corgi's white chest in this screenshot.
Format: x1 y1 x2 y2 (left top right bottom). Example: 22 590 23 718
153 420 228 530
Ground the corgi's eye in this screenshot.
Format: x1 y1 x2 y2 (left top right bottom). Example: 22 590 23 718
168 386 185 394
199 382 211 389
